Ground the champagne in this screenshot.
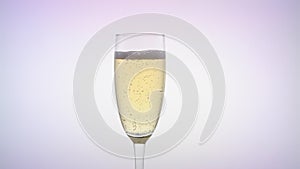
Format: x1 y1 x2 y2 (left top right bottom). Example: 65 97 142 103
114 50 165 143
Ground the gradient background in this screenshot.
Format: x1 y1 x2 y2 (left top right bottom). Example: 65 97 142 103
1 0 299 169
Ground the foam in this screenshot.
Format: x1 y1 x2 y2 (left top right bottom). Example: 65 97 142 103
115 50 165 59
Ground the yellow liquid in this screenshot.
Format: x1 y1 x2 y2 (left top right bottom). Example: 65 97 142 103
115 54 165 140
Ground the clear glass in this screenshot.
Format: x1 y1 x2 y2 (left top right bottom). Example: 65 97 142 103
114 33 166 169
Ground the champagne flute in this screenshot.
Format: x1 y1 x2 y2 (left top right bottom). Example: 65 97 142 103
114 33 166 169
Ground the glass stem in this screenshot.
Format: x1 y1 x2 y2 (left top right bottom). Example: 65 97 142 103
134 143 145 169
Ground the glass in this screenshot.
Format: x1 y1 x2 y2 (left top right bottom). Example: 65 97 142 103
114 33 166 169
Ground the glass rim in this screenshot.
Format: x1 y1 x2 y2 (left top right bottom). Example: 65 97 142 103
115 32 165 37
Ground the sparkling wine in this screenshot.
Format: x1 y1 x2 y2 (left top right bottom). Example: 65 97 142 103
115 50 165 142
